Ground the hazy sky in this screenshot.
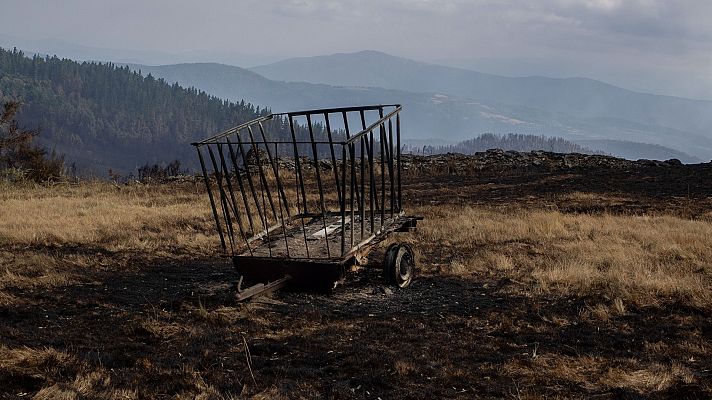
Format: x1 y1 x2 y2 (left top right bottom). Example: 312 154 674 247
1 0 711 99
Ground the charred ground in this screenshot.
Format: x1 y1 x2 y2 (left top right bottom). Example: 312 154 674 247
1 151 711 399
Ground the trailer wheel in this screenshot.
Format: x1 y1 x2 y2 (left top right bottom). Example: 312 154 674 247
384 244 415 288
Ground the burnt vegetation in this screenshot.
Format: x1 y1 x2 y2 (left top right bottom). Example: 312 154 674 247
1 153 711 399
136 160 184 182
2 47 712 400
405 133 599 156
0 47 331 175
0 100 64 182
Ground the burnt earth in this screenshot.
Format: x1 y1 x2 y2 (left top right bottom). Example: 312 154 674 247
1 151 712 399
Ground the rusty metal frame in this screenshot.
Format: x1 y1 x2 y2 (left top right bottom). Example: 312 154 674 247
193 104 418 297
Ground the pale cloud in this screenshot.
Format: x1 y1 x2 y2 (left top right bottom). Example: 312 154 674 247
0 0 710 98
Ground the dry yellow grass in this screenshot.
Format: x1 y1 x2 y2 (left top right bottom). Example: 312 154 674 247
0 344 233 399
1 181 711 398
418 205 712 309
0 181 217 254
503 354 696 397
0 181 220 307
3 182 711 311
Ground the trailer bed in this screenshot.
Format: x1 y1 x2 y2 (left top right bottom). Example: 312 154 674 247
241 213 409 260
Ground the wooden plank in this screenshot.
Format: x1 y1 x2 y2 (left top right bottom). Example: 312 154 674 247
235 275 291 301
310 217 351 240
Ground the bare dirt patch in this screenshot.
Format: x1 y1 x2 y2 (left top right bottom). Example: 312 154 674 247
1 155 712 399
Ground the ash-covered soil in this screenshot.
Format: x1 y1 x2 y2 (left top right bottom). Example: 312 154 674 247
403 150 712 217
2 260 709 399
2 151 712 399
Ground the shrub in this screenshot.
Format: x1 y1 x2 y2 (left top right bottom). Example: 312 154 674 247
0 101 64 182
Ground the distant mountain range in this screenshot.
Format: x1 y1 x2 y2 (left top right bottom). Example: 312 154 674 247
253 50 712 137
253 51 712 161
3 44 710 172
129 52 711 162
0 48 277 174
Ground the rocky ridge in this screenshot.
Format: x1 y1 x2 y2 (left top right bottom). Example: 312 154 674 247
400 149 688 175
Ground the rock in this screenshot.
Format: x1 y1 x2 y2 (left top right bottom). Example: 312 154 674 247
245 146 270 166
377 286 394 296
636 159 661 167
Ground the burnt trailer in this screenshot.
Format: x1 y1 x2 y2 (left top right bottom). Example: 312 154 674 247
192 104 421 300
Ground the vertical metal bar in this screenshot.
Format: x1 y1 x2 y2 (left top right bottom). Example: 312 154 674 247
368 129 375 234
307 114 331 258
340 145 347 256
343 111 360 207
273 143 290 258
196 146 226 251
257 121 291 218
235 131 267 231
342 111 351 140
343 111 355 247
360 135 365 240
215 143 240 217
349 137 356 249
324 112 342 208
256 152 272 258
217 143 252 254
380 122 386 226
288 116 309 214
246 125 278 223
397 112 402 212
289 116 310 258
240 125 273 257
207 145 236 253
388 118 395 218
378 107 385 225
226 137 255 233
360 110 379 214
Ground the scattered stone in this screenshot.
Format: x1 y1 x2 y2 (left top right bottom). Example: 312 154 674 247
399 149 688 175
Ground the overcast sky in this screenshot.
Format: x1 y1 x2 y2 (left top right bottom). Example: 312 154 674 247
1 0 711 99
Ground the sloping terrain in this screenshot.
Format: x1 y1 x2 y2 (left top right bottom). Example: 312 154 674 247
252 50 712 159
134 59 706 161
0 48 274 174
1 153 711 399
253 50 712 137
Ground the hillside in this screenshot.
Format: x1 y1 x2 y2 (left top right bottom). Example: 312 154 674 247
2 154 712 398
133 60 706 162
252 51 712 160
0 48 278 174
436 133 598 156
0 46 704 174
252 51 712 134
574 139 700 162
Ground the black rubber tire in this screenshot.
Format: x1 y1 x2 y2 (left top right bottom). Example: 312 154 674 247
383 243 415 288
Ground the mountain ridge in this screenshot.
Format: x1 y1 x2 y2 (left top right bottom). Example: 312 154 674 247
128 60 707 162
251 50 712 146
254 50 712 104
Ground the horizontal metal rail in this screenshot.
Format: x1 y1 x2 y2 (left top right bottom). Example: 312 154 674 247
191 115 274 145
345 105 402 145
193 104 402 145
193 104 403 265
280 104 400 118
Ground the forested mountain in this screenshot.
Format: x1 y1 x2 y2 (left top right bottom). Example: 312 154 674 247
124 62 398 112
453 134 597 155
573 139 697 162
405 134 597 155
0 46 703 175
0 47 283 174
253 51 712 135
252 51 712 160
134 61 704 162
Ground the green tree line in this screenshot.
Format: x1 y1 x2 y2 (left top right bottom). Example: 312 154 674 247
406 133 598 155
0 47 312 175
